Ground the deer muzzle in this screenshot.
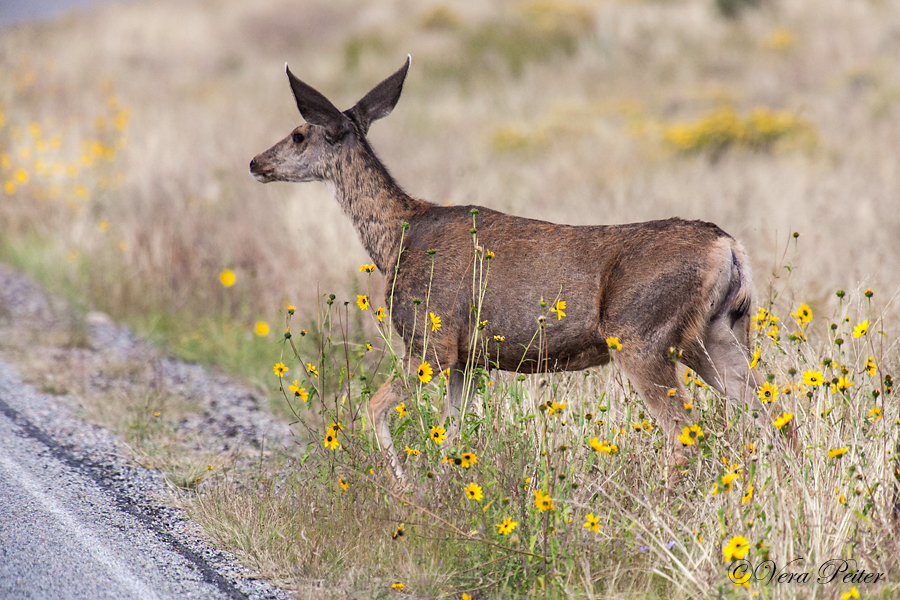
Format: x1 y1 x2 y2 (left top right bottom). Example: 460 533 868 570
249 156 275 183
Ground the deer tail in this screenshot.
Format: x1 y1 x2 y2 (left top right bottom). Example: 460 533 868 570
725 242 754 342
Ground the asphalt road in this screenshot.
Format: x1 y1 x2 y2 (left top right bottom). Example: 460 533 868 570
0 362 279 600
0 0 104 26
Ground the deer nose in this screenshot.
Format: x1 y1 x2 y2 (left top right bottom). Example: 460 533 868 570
249 158 257 171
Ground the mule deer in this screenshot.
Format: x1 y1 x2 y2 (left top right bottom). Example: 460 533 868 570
250 57 777 483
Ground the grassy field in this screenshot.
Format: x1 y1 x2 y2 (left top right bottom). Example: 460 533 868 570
1 0 899 597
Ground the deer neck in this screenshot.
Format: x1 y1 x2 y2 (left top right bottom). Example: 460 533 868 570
327 146 424 272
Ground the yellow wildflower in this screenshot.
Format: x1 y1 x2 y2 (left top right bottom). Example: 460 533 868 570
534 489 555 512
287 380 308 401
774 412 793 429
757 381 778 403
429 312 441 332
865 357 877 376
359 263 376 273
791 303 813 327
677 424 704 446
550 300 566 320
583 513 602 533
546 400 566 416
464 482 483 501
723 535 750 562
356 295 369 310
272 362 288 377
852 320 868 338
430 425 446 444
417 361 433 384
606 337 622 351
496 517 518 535
803 370 824 387
831 376 854 394
395 402 407 417
588 437 618 455
219 269 236 287
752 307 769 330
712 472 736 495
765 28 794 51
828 447 848 459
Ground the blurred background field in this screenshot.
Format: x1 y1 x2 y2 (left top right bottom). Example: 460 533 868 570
2 0 899 387
2 0 900 596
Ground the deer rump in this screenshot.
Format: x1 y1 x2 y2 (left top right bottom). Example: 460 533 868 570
393 205 751 377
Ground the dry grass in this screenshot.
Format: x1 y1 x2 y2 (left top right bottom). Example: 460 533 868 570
2 0 900 597
186 273 899 598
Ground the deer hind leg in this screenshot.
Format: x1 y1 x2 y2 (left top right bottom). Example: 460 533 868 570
614 351 696 466
442 365 475 439
369 379 409 485
684 316 797 451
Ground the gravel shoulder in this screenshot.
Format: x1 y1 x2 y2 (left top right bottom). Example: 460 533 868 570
0 262 293 599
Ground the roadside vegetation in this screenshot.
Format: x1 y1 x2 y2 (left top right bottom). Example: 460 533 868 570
1 0 899 597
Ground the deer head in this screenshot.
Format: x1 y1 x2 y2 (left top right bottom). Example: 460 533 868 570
249 56 411 184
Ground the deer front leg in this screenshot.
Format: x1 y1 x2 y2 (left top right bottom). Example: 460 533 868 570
616 352 697 468
442 365 475 440
369 379 408 485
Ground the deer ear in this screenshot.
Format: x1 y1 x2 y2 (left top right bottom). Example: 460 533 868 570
286 64 350 141
346 55 411 135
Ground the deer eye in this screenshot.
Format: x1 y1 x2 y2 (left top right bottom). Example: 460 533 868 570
292 132 305 145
